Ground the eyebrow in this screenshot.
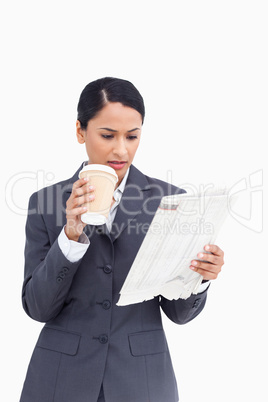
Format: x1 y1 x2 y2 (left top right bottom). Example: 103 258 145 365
97 127 140 133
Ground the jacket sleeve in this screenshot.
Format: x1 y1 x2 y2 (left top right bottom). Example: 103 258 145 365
22 192 82 322
160 287 209 325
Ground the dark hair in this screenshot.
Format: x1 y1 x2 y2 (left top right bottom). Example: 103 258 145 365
77 77 145 129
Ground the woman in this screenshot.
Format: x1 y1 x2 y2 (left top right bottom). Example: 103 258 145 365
20 77 224 402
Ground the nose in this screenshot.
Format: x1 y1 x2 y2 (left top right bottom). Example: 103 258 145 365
113 138 127 158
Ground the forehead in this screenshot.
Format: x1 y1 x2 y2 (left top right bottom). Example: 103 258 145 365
88 102 142 129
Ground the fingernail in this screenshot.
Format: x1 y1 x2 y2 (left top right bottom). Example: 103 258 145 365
190 266 196 270
192 261 197 266
198 253 204 258
84 177 89 181
205 245 210 251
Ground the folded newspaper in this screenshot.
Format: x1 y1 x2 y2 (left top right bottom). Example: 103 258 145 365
117 188 236 306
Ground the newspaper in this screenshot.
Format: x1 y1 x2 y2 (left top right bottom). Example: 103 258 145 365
117 188 235 306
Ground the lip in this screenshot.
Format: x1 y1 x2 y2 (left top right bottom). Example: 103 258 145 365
108 161 127 170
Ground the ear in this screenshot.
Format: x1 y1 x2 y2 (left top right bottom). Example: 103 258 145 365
76 120 86 144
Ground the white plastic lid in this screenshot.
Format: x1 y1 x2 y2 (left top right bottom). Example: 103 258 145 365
79 164 118 181
81 212 107 226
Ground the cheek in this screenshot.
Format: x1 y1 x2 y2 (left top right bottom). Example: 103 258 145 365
130 141 140 157
86 138 107 155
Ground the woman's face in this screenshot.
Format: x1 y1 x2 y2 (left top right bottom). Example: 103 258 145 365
76 102 142 185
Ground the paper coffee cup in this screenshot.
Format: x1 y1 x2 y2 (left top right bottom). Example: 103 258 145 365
78 164 118 225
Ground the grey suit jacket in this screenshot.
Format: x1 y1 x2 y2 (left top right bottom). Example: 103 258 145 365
20 163 208 402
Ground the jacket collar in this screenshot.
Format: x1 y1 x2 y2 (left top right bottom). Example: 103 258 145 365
65 162 85 193
66 163 149 191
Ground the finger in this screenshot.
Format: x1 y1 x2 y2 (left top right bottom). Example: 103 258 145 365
70 179 94 200
72 184 95 198
67 186 95 210
72 177 89 190
204 244 224 257
66 205 87 218
190 260 220 273
190 261 221 278
190 266 219 280
71 193 95 208
195 252 222 266
67 179 88 202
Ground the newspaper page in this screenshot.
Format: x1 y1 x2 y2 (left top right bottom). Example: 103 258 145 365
117 188 235 306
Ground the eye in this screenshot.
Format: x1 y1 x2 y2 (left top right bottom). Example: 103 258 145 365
127 135 138 140
101 134 114 139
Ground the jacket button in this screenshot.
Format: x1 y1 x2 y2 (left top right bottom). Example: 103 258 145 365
192 299 201 308
102 300 111 310
63 267 69 273
103 264 112 274
99 334 108 344
96 227 104 235
56 277 63 283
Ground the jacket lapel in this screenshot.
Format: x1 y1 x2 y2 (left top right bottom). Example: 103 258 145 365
64 163 83 196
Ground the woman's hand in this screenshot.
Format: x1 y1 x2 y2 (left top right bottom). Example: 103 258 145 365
65 177 95 242
190 244 224 280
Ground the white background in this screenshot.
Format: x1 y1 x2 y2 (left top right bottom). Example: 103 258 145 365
1 1 267 401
